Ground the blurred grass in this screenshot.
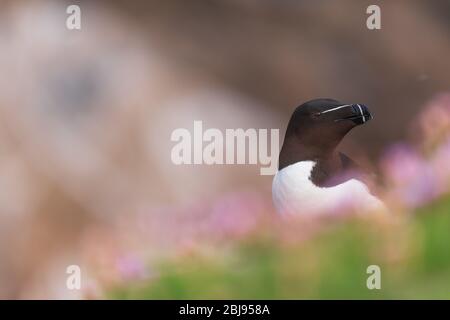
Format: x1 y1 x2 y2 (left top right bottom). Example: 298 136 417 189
107 197 450 299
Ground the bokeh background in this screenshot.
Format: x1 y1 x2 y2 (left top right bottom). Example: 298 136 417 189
0 0 450 299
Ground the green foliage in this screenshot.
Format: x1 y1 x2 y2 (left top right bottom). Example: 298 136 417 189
107 197 450 299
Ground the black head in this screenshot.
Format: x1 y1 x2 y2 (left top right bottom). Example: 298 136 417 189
279 98 372 169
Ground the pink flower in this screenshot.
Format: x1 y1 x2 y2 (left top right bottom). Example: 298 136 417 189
381 144 439 208
414 93 450 150
207 191 266 238
116 254 147 281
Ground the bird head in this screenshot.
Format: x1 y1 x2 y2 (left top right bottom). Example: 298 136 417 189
279 98 373 169
286 98 372 144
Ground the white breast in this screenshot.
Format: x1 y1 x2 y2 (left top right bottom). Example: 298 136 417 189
272 161 385 217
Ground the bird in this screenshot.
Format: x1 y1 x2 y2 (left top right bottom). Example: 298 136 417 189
272 98 385 217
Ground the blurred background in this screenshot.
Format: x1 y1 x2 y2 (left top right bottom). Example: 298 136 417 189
0 0 450 299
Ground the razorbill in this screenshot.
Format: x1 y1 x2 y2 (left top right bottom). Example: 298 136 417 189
272 98 385 217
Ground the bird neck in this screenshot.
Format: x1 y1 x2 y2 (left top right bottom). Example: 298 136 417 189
278 138 340 170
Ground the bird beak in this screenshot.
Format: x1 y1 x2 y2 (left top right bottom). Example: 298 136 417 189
335 104 373 125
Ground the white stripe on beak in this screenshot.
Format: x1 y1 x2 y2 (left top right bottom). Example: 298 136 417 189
356 104 366 123
317 104 352 114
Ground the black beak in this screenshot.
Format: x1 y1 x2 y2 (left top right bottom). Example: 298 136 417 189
335 104 372 125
